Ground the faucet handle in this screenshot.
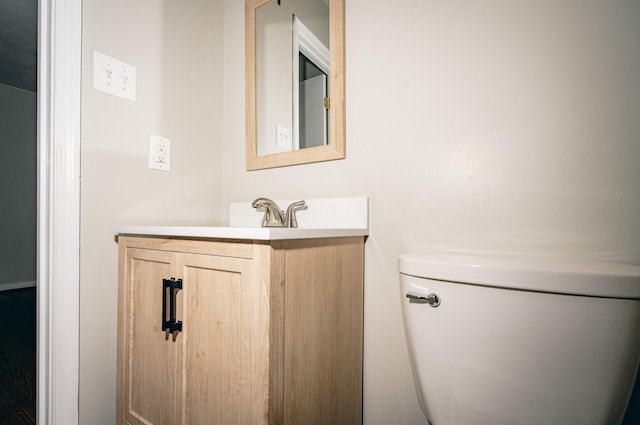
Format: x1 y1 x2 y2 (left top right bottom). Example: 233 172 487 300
285 200 307 228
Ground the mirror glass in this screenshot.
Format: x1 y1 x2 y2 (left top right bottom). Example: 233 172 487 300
246 0 345 170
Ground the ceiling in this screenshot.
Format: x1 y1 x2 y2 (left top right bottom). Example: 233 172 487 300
0 0 38 92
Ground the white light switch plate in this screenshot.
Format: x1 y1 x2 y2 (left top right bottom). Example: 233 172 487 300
148 135 171 171
93 50 137 102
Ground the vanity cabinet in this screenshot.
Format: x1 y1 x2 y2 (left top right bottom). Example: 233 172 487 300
116 235 364 425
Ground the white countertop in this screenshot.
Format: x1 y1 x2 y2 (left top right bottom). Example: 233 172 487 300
116 196 369 241
114 225 368 241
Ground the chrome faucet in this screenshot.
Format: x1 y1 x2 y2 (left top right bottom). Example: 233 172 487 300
251 198 307 228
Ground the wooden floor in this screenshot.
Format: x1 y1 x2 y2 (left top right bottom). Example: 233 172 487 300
0 287 36 425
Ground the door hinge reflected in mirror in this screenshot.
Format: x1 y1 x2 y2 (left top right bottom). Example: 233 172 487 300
324 97 330 109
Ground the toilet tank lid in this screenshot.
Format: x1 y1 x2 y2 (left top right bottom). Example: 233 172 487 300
398 252 640 299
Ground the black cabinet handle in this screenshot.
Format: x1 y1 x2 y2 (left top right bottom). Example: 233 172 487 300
162 278 183 336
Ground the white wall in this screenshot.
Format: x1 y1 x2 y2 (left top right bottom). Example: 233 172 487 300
0 83 36 290
223 1 640 424
80 0 225 423
79 0 640 423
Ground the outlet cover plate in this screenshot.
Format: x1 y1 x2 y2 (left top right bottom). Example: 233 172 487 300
148 135 171 171
276 124 292 149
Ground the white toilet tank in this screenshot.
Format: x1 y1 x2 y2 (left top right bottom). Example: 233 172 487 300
399 252 640 425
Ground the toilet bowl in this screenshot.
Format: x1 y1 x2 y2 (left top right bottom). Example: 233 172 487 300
399 252 640 425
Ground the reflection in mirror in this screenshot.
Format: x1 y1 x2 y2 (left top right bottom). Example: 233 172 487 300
294 15 329 150
246 0 345 170
298 55 328 149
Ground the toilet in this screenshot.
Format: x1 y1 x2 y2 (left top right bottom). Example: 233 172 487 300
399 251 640 425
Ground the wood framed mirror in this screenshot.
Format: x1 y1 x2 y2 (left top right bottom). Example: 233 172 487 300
245 0 345 170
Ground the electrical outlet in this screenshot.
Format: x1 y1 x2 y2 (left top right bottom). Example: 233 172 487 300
276 124 292 149
148 135 171 171
93 50 137 102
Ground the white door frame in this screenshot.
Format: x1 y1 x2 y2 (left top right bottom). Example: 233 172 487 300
37 0 81 424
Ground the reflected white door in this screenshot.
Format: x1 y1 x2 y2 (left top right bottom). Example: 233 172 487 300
299 73 327 149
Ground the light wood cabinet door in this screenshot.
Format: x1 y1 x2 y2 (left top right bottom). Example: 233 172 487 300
121 248 178 425
120 247 264 425
176 253 259 425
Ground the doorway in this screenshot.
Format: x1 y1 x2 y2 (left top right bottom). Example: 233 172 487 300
0 0 38 421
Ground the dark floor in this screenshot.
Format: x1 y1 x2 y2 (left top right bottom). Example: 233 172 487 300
0 287 36 425
623 367 640 425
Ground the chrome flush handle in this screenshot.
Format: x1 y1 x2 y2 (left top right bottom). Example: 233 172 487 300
406 291 441 307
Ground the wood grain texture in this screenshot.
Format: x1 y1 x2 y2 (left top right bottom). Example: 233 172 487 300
178 254 257 425
261 243 286 425
116 236 127 424
329 0 346 159
117 235 365 425
123 248 177 425
120 236 258 259
245 0 346 170
282 237 364 425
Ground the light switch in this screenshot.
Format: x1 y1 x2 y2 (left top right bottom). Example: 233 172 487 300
93 50 137 102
